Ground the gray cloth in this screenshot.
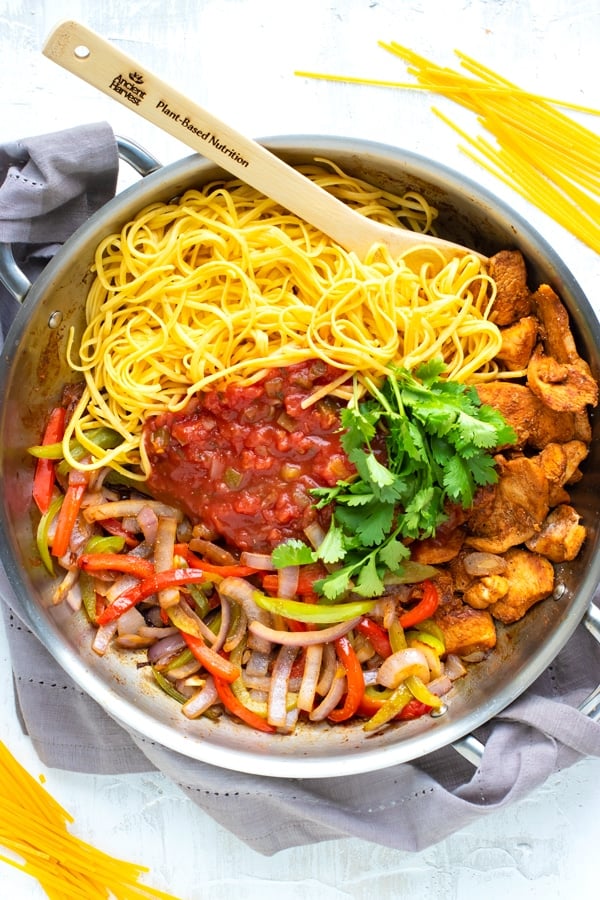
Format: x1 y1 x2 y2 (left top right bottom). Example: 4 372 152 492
1 124 599 857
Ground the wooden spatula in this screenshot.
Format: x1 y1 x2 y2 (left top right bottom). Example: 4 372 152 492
42 20 486 263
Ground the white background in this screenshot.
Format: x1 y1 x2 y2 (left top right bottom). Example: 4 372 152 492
0 1 599 897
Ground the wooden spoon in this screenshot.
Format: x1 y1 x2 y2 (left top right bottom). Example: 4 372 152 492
43 20 486 263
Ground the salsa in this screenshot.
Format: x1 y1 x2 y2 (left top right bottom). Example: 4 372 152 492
142 361 356 551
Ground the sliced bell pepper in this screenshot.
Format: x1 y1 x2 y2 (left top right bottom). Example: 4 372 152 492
398 579 440 629
51 470 89 558
78 552 155 580
328 635 365 723
97 517 140 548
32 407 66 514
355 616 392 658
36 495 64 575
213 674 277 733
358 685 432 726
252 590 375 624
179 631 240 683
96 568 212 624
174 544 257 577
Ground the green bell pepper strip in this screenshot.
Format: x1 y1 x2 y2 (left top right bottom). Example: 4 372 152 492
252 590 375 624
36 495 64 575
83 535 126 555
151 666 188 704
80 571 99 624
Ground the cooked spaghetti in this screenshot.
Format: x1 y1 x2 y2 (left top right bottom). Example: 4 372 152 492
63 159 500 476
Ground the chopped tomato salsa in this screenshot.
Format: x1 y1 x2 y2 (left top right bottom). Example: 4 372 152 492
143 361 355 551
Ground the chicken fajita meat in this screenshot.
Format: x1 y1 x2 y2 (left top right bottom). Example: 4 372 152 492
428 250 597 644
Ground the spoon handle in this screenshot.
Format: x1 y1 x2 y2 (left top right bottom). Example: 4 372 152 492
42 20 480 262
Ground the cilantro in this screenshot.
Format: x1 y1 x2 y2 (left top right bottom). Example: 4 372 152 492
272 360 516 600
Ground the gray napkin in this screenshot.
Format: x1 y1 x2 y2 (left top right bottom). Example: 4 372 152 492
1 124 599 856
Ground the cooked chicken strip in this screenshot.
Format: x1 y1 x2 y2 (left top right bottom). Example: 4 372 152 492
488 250 532 326
525 504 586 562
489 547 554 623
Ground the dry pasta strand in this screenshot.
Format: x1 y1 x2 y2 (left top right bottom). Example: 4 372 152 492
297 47 600 254
0 741 182 900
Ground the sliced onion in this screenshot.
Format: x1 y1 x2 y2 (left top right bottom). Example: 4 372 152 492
190 537 237 566
210 595 231 653
155 515 180 609
249 615 362 647
463 552 507 577
303 522 327 549
116 605 146 637
239 551 275 570
297 643 323 712
65 580 82 612
444 653 468 681
106 563 151 603
316 641 337 696
277 565 299 599
83 499 183 524
426 674 453 697
138 625 178 640
244 649 271 677
223 607 248 653
137 504 159 545
182 676 218 719
409 639 442 680
52 568 79 606
377 647 430 689
167 658 202 680
116 634 156 649
147 632 186 666
309 669 346 721
268 645 298 727
92 621 118 655
218 576 272 653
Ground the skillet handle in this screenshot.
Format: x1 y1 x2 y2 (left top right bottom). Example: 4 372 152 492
0 136 161 303
452 601 600 765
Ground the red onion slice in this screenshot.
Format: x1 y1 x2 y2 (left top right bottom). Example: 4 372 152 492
268 645 299 727
249 615 361 647
182 676 219 719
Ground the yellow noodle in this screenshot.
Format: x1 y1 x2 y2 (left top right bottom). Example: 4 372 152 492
63 160 500 475
0 741 181 899
300 46 600 253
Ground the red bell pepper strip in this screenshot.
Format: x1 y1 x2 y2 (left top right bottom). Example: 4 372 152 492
174 544 257 578
32 407 66 514
78 552 155 580
180 631 240 684
213 675 277 733
398 580 440 629
51 470 88 558
328 635 365 723
98 517 140 548
355 616 393 658
96 568 211 624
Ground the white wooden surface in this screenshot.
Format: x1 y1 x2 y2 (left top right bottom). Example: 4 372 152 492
1 1 599 897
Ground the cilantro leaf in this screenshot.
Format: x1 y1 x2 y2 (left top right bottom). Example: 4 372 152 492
280 360 515 601
316 519 347 564
271 539 315 568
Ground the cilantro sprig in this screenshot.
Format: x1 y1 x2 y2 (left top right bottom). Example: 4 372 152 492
272 360 516 600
